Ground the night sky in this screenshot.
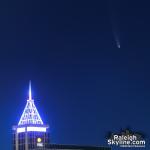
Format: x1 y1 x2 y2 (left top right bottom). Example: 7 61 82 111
0 0 149 150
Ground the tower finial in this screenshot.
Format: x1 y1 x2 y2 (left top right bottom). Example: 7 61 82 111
29 80 32 100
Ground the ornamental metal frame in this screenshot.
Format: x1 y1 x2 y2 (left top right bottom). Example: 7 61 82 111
18 81 43 125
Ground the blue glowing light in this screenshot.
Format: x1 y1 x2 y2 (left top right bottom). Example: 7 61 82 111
18 81 43 126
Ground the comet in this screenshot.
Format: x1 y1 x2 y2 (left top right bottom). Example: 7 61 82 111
117 42 120 48
112 26 120 48
108 0 121 49
115 33 120 48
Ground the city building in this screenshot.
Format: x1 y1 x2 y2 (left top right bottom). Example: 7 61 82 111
12 82 111 150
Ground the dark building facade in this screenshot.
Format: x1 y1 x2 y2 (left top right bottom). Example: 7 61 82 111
12 125 49 150
12 82 111 150
47 144 110 150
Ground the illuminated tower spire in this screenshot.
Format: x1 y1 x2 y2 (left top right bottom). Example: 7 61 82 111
18 81 44 125
13 82 50 150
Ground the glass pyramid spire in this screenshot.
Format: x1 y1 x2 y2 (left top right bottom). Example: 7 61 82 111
18 81 43 126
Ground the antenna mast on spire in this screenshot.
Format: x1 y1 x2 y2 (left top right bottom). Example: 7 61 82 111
29 80 32 100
